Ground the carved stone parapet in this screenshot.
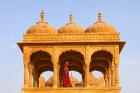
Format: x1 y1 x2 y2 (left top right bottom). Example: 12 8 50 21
23 34 120 42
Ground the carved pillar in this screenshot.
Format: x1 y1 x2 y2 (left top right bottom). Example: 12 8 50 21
32 69 38 87
115 64 120 87
108 68 111 88
105 73 108 88
57 65 60 87
36 74 40 87
111 61 115 87
84 46 91 87
24 64 29 88
52 47 58 88
83 66 86 87
85 63 90 87
53 63 58 88
114 46 120 87
23 48 30 88
29 64 33 87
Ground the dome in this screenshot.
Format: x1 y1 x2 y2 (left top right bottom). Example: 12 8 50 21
27 22 57 34
85 12 118 34
58 14 84 33
26 10 57 34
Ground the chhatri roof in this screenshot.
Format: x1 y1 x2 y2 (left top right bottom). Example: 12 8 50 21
26 10 57 34
58 14 84 33
18 11 125 53
85 12 118 34
26 11 119 35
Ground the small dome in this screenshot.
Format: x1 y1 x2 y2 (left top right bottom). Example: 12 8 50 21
58 14 84 33
85 12 118 34
27 22 57 34
26 10 57 34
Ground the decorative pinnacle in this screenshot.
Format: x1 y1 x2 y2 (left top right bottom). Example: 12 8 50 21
40 10 45 22
98 11 102 23
69 13 73 24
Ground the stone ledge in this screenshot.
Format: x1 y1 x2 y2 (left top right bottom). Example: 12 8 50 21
23 34 120 42
23 87 121 93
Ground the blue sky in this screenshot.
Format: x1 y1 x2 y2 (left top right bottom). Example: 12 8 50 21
0 0 140 93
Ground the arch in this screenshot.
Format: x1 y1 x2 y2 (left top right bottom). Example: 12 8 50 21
90 50 113 68
30 50 51 64
59 50 84 64
58 50 85 87
91 50 113 61
90 50 113 88
30 50 53 87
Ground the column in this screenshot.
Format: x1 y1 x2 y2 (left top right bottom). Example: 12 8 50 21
32 69 37 87
108 68 111 88
114 46 120 87
83 66 86 87
33 77 37 87
115 64 120 87
53 63 58 88
57 65 60 87
105 73 108 88
24 64 29 88
29 64 33 87
85 63 90 87
52 47 58 88
111 65 115 87
36 74 39 87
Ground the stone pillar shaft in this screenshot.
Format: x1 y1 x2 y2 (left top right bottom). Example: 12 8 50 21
115 64 120 87
105 73 108 88
111 66 115 87
108 68 111 87
53 64 58 88
114 46 120 87
24 65 29 88
52 47 58 88
85 63 90 87
29 65 33 87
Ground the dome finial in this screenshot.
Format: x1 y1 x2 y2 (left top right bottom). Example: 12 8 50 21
69 13 73 24
98 11 102 23
40 10 45 22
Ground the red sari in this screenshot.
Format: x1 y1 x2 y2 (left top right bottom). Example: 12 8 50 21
62 62 72 87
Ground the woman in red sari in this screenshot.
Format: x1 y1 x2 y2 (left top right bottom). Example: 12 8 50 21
61 61 72 87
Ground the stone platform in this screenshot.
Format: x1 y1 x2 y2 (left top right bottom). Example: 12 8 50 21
23 87 121 93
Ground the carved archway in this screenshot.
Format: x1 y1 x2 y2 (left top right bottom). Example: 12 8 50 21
30 50 53 87
58 50 85 87
90 50 113 87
